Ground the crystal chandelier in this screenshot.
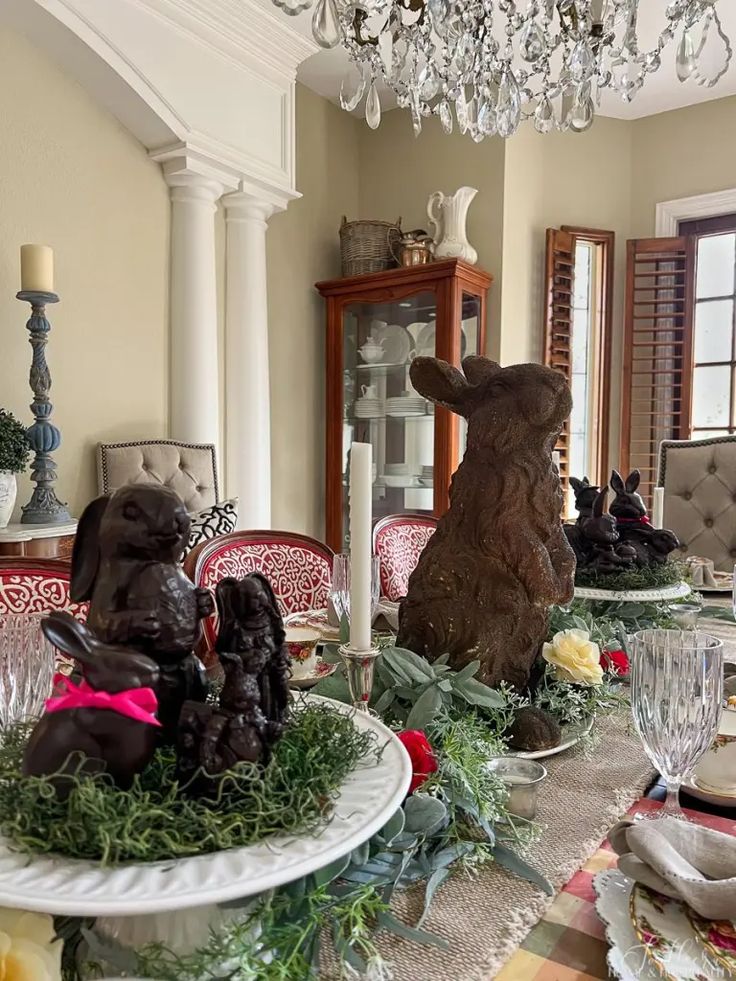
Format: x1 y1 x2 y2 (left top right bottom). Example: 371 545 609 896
270 0 732 138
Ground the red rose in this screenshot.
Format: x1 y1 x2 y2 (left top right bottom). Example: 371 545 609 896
397 729 438 794
600 649 630 676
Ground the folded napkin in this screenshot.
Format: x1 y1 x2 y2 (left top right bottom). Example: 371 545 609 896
326 599 400 634
609 816 736 920
685 555 719 588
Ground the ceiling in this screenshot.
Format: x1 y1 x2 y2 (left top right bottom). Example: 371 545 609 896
263 0 736 122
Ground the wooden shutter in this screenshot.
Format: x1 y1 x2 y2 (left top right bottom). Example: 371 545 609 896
620 237 696 506
543 228 575 487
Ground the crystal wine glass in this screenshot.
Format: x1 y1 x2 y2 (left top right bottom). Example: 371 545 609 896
0 613 56 727
631 629 723 820
330 554 381 628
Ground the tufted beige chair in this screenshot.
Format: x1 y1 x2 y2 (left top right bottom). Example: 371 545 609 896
96 440 219 512
657 435 736 572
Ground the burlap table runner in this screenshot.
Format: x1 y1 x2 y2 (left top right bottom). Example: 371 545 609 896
322 619 736 980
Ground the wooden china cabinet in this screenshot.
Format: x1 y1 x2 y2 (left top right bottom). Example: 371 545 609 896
316 259 493 552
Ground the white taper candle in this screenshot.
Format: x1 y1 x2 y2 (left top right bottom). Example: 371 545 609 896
349 442 373 651
652 487 665 529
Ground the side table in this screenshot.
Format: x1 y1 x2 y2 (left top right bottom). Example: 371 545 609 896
0 521 77 559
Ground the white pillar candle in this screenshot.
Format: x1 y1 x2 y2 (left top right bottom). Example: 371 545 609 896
652 487 665 529
20 244 54 292
349 441 373 651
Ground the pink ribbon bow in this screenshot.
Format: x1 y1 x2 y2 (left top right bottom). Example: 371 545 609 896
45 673 162 727
616 515 651 525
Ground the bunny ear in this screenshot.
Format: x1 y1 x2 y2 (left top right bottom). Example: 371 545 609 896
592 486 609 518
610 470 625 494
409 357 473 417
569 477 584 493
461 356 502 387
625 470 641 493
214 578 239 622
70 495 109 602
41 611 95 664
249 573 280 615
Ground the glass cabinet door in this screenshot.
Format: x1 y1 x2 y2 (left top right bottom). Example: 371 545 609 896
342 291 437 546
459 291 482 453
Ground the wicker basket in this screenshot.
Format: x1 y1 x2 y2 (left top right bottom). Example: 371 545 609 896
339 216 402 277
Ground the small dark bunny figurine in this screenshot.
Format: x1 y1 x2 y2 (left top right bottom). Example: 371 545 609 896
397 356 576 690
569 487 637 574
177 574 289 793
609 470 647 521
569 477 601 520
23 612 160 793
70 484 214 739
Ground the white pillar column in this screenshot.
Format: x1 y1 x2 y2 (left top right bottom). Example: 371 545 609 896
223 191 278 528
165 172 224 450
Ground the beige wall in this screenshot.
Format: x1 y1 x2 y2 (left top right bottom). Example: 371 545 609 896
267 86 360 537
0 28 169 519
358 111 506 350
630 96 736 237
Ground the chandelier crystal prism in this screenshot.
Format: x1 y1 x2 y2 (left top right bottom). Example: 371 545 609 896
270 0 732 138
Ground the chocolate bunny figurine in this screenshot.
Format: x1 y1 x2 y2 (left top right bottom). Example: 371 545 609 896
23 612 160 793
397 356 576 690
609 469 679 567
70 484 215 739
569 476 601 520
177 574 289 793
568 487 637 574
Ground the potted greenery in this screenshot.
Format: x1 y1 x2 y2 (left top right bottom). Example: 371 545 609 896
0 410 30 528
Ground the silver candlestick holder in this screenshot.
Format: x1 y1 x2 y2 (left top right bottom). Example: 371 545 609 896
16 290 70 525
338 643 381 712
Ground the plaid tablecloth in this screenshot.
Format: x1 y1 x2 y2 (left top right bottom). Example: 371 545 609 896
496 798 736 981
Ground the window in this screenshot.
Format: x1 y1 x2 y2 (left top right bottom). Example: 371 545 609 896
681 215 736 439
543 226 614 503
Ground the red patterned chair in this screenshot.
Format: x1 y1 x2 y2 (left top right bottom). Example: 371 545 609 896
0 558 87 619
373 514 438 602
183 530 335 660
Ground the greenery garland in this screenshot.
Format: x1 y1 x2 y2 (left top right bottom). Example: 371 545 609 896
0 702 377 865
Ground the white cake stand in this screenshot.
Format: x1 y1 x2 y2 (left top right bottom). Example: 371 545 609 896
573 582 691 602
0 696 411 954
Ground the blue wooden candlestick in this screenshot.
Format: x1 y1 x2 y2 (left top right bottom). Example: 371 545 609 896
16 290 71 525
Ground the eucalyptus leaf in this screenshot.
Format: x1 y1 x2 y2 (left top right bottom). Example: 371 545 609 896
81 928 137 974
406 684 443 729
435 653 450 665
430 841 475 869
351 840 371 867
383 646 436 684
454 676 505 708
312 669 350 703
379 806 405 845
404 794 447 835
492 843 553 895
312 853 351 887
418 866 451 926
374 688 396 713
377 911 449 948
437 678 453 692
450 659 482 683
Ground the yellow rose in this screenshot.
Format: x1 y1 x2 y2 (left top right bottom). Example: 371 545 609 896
542 628 604 686
0 908 62 981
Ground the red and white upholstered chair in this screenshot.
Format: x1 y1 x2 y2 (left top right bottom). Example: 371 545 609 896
0 558 87 619
183 530 335 663
373 514 438 602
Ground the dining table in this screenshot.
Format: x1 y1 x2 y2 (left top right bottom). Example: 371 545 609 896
315 612 736 981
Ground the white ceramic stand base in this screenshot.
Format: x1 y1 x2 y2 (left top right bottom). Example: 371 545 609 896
94 901 256 953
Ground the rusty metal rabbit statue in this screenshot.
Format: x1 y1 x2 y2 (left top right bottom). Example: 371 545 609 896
397 356 576 690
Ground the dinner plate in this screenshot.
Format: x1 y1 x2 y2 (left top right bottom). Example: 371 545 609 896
630 882 727 980
511 716 595 760
0 697 411 916
594 869 661 981
687 908 736 975
372 323 413 365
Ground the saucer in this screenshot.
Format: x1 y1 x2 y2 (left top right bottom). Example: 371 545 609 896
288 659 338 690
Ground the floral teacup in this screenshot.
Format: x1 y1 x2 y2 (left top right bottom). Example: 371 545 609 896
693 733 736 795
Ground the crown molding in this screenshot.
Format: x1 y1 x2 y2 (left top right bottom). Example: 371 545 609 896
140 0 318 80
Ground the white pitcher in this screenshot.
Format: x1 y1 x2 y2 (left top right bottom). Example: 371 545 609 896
427 186 478 264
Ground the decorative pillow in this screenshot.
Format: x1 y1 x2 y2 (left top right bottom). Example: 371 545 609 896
185 498 238 555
